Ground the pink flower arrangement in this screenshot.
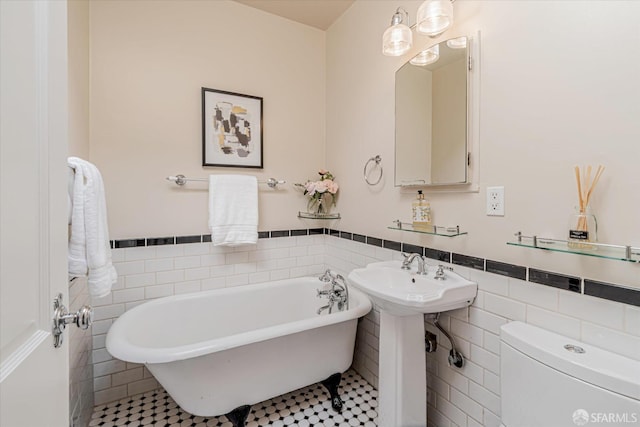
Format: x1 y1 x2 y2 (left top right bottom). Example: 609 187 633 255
295 169 339 213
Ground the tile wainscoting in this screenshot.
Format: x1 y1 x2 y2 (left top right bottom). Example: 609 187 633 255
92 228 639 427
69 277 94 427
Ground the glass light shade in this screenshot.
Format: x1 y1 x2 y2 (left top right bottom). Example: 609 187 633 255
416 0 453 37
446 36 467 49
382 23 412 56
410 44 439 66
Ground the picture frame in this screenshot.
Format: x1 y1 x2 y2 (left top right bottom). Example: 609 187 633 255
202 87 263 168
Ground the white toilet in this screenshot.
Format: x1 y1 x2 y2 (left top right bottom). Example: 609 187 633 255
500 321 640 427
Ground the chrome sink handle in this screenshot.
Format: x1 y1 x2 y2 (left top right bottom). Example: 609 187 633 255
434 264 453 280
401 252 419 270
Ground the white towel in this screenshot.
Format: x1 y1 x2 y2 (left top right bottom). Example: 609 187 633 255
67 157 118 298
208 175 258 246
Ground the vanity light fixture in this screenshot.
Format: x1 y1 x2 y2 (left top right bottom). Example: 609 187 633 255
382 7 412 56
416 0 454 37
446 36 467 49
383 1 454 57
410 44 439 66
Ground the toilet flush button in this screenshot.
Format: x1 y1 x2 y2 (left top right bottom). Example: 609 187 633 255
564 344 586 354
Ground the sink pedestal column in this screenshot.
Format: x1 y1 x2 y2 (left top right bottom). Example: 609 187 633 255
378 311 427 426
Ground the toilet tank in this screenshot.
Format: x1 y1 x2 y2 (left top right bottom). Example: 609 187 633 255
500 322 640 427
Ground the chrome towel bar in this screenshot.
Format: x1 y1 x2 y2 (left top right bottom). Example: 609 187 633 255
166 174 286 189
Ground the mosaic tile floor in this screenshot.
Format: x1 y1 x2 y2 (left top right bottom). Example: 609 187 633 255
89 370 378 427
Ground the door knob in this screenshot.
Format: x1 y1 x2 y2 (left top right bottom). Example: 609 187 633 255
52 293 93 348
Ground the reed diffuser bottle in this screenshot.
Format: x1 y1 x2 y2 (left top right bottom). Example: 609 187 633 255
568 206 598 249
568 165 604 249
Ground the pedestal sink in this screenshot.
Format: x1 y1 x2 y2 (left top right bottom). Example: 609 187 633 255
348 260 477 427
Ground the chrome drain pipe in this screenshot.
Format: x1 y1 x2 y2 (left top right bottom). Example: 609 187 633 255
427 313 465 368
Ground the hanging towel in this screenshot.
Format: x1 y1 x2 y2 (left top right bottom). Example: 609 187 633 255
209 175 258 246
67 157 118 298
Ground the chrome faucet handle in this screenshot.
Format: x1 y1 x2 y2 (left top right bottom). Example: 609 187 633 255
401 252 413 270
434 264 447 280
402 252 425 270
318 269 334 283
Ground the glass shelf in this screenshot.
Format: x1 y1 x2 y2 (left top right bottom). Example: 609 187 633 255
298 211 341 220
507 232 640 263
388 221 467 237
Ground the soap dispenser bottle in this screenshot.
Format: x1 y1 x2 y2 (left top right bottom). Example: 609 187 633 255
412 190 432 231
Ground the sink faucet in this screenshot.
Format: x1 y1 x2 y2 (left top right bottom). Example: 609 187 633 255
317 269 349 314
401 252 429 275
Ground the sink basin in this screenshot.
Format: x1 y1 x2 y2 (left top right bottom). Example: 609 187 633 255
348 260 477 316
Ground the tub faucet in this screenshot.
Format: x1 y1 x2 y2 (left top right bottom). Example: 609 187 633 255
401 252 429 275
317 270 349 314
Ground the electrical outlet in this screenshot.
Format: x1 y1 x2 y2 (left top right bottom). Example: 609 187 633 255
486 186 505 216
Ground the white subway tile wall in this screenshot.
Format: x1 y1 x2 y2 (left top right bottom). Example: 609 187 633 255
69 277 94 427
91 233 640 427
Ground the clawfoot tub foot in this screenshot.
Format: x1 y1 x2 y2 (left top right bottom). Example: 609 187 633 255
225 404 251 427
321 372 343 413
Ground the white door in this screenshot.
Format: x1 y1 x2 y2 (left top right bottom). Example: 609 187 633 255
0 1 70 426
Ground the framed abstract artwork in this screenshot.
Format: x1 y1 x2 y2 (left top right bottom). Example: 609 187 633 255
202 87 263 168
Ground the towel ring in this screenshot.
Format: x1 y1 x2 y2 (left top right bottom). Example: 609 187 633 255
364 155 383 186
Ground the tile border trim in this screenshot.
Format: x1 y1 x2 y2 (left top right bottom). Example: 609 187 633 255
110 228 639 307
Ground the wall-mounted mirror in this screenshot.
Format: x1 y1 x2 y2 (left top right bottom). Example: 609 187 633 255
395 36 470 187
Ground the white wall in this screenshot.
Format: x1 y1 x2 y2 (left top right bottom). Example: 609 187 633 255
68 0 90 160
68 278 93 427
89 0 326 239
326 0 640 289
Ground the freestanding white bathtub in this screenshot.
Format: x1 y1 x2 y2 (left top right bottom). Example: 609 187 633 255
106 276 371 418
